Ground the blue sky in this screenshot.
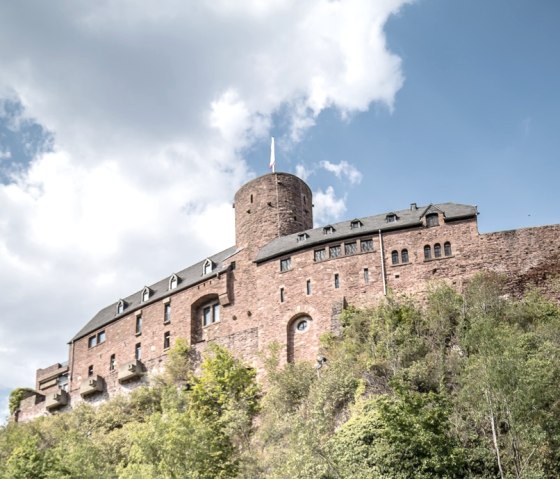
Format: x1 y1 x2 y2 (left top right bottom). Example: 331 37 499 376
0 0 558 420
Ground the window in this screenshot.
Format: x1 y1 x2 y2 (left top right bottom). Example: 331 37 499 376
109 354 116 372
169 274 178 290
88 365 94 377
163 331 171 350
295 317 309 332
306 280 311 295
350 220 362 230
391 250 399 265
314 249 326 262
364 268 369 284
401 249 409 264
334 274 340 289
386 213 397 223
203 259 213 275
426 213 439 227
444 242 452 256
345 242 357 255
297 233 309 242
434 243 442 258
142 287 150 303
203 302 220 326
88 331 105 348
117 300 125 315
135 315 142 335
360 239 373 252
164 303 171 324
329 245 341 258
280 258 292 272
323 225 335 234
135 343 142 360
424 245 432 260
280 287 285 303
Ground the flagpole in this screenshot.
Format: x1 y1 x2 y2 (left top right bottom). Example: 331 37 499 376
269 136 276 173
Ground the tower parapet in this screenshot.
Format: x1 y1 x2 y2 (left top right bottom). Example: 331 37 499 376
234 173 313 250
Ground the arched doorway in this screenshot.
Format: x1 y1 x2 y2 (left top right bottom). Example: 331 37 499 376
287 315 312 363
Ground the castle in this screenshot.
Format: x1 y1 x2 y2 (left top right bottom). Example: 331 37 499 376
15 172 560 422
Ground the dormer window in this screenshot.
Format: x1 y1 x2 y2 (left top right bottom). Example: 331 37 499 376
117 300 126 315
203 259 213 275
141 287 151 303
350 220 363 230
297 233 309 243
386 213 398 223
323 225 335 235
169 274 179 290
426 213 439 227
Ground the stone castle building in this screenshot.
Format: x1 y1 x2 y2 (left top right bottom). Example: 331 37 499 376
16 172 560 421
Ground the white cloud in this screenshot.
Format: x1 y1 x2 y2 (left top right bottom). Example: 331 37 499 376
0 0 409 402
295 163 313 181
0 149 10 160
320 160 363 185
313 186 347 225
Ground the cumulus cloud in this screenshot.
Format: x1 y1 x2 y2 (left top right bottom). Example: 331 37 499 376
313 186 347 225
320 160 363 185
0 0 409 417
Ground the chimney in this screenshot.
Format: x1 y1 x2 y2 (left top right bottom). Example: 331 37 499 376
410 203 417 211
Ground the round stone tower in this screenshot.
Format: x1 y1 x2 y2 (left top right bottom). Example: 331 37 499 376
234 172 313 249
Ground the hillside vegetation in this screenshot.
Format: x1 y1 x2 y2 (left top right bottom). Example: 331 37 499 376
1 273 560 478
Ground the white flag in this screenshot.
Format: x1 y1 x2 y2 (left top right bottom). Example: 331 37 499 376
269 136 276 172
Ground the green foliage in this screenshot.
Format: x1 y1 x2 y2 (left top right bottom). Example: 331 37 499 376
2 278 560 478
329 391 466 479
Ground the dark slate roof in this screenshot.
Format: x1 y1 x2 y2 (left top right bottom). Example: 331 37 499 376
72 246 239 342
255 203 477 263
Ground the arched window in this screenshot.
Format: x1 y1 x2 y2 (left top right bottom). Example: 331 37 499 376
401 249 409 263
444 242 452 256
391 250 399 265
203 259 213 275
141 287 150 303
117 300 125 315
434 243 442 258
424 245 431 260
169 274 179 290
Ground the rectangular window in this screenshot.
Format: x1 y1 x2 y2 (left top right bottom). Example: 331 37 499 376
334 273 340 289
280 258 292 272
329 245 341 258
306 280 311 295
163 332 171 350
360 239 374 252
426 214 439 227
88 335 97 348
203 306 212 326
135 343 142 360
280 287 285 303
164 303 171 324
314 249 326 262
98 331 106 344
344 242 357 255
88 365 94 376
136 315 142 335
109 354 116 371
364 268 369 284
213 303 220 323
